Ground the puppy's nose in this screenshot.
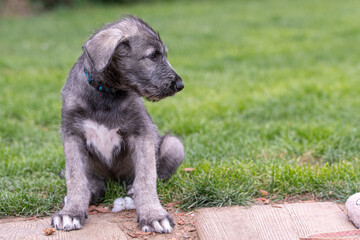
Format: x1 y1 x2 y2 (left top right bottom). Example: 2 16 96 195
175 81 184 91
174 73 184 92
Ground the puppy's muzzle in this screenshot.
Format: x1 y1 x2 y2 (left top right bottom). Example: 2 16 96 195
173 74 184 92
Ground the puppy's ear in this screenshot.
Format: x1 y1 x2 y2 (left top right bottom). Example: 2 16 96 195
83 28 125 72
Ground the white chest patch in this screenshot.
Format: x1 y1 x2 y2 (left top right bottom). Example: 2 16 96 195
83 120 121 166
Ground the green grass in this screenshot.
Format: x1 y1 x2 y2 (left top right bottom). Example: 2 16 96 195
1 0 360 216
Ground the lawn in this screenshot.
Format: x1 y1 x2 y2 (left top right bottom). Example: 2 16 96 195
1 0 360 217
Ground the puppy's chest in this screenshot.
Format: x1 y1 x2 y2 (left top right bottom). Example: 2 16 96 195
82 120 122 166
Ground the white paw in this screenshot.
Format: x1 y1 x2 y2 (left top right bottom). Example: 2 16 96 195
124 197 136 209
161 219 173 233
52 215 62 229
112 197 136 213
52 214 82 231
142 218 173 233
142 225 151 232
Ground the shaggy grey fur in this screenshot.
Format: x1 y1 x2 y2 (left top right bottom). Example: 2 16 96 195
51 15 185 233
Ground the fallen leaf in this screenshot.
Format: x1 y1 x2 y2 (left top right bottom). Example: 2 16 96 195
166 202 177 207
135 231 152 235
188 228 196 232
122 222 133 230
43 228 55 236
89 211 98 215
94 207 109 213
127 232 136 238
185 211 194 216
88 205 109 213
183 168 195 172
24 216 38 221
256 197 267 203
259 189 269 196
256 197 270 204
88 205 97 211
178 220 185 225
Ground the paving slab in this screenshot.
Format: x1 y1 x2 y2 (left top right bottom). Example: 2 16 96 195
0 208 199 240
0 213 127 240
195 202 356 240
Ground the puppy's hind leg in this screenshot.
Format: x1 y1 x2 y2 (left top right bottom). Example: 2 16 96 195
61 172 105 205
88 174 106 204
157 134 185 180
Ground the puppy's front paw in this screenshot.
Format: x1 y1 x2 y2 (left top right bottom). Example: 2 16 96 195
138 206 175 233
51 211 86 231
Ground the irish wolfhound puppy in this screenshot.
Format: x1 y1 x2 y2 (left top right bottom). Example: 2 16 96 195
52 15 185 233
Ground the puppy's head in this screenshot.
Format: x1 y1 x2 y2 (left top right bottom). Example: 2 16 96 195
83 15 184 101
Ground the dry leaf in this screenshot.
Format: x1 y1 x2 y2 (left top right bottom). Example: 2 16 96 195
166 201 182 208
88 205 109 213
185 211 194 215
166 202 177 207
88 205 97 211
256 197 270 204
93 206 109 213
43 228 55 236
256 197 267 203
259 189 269 196
178 220 185 225
183 168 195 172
135 231 152 235
127 232 136 238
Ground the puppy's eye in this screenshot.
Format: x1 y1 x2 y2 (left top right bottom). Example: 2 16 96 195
149 51 160 61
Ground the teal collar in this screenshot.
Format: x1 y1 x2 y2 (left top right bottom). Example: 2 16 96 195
83 67 117 93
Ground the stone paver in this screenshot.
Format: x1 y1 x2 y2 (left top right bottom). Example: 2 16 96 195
2 202 356 240
0 213 127 240
195 202 355 240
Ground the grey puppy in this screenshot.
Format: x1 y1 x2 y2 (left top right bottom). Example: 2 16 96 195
51 15 185 233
